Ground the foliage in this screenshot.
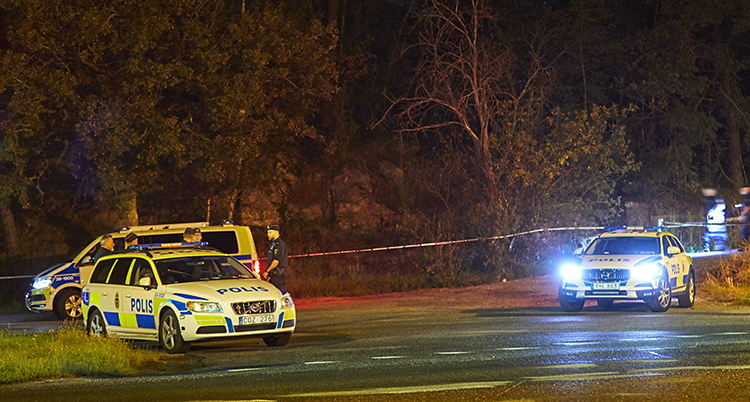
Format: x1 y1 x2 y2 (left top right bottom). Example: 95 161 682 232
0 325 158 384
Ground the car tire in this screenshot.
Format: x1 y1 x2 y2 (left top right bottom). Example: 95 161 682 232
87 308 107 337
597 299 614 309
647 270 672 312
263 333 292 347
559 286 584 312
159 310 190 354
678 271 696 308
54 288 83 320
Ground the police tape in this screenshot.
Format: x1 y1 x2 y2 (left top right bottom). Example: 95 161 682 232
286 221 748 259
0 275 35 280
0 221 734 280
287 226 608 259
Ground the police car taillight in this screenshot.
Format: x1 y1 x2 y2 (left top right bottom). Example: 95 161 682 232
252 260 261 274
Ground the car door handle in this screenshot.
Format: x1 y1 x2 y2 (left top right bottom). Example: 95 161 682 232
101 291 108 297
124 293 132 298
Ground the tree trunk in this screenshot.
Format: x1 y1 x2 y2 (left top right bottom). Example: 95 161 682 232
115 191 139 229
0 198 20 257
723 77 745 188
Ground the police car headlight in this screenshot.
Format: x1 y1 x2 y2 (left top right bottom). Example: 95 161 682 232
631 264 660 281
560 264 582 281
32 277 53 290
281 296 294 308
186 301 223 313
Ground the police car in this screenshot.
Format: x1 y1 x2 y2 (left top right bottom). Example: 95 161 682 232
558 227 695 312
27 222 260 320
81 242 294 353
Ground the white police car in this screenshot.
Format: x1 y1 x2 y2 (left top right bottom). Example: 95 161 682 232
558 227 695 313
81 242 294 353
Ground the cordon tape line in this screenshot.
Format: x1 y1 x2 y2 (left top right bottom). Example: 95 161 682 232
287 226 608 259
0 222 733 280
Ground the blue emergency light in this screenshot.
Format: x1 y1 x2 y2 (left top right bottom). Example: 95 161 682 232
127 242 208 250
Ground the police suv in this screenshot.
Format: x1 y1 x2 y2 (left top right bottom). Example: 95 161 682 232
558 227 695 312
26 222 260 320
82 242 295 353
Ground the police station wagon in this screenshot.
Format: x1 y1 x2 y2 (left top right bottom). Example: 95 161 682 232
81 243 294 353
27 222 260 320
558 227 695 313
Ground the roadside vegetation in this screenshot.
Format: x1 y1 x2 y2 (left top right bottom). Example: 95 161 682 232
0 324 159 385
702 245 750 306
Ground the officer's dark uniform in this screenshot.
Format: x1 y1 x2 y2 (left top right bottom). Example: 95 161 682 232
267 237 288 292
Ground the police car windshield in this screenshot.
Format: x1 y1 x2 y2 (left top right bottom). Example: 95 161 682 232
154 256 256 284
586 237 660 255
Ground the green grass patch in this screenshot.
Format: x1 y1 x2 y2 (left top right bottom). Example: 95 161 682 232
0 323 159 384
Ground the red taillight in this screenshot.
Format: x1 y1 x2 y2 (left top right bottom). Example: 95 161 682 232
253 260 261 274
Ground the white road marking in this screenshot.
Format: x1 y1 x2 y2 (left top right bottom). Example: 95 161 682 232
435 351 472 355
372 356 405 360
715 332 748 336
227 367 266 372
537 363 597 369
526 372 622 381
284 381 513 398
305 361 340 365
497 346 541 351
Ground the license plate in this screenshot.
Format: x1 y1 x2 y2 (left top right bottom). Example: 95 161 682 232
594 282 619 290
239 314 273 325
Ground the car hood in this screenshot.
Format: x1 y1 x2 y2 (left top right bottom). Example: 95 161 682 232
164 278 283 302
579 255 662 269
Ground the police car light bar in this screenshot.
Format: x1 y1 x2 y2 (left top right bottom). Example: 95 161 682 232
116 222 210 233
604 226 666 232
127 242 208 250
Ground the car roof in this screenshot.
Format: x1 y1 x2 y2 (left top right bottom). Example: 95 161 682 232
598 228 672 238
97 245 228 262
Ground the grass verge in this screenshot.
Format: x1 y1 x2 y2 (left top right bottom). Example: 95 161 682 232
702 245 750 306
0 323 159 384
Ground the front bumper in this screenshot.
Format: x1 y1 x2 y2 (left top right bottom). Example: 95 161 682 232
25 289 51 312
560 280 659 301
181 308 296 342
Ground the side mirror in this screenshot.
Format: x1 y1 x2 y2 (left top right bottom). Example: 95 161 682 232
667 246 681 255
79 256 92 266
573 247 584 256
139 277 152 287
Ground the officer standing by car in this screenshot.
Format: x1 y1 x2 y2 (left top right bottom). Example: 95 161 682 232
740 187 750 243
263 225 288 292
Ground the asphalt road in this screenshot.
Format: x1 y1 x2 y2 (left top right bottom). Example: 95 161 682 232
3 290 750 402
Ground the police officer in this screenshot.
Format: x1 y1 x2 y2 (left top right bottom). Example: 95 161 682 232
740 187 750 243
263 225 288 292
125 232 138 249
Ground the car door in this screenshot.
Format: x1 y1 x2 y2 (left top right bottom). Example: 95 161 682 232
667 235 690 290
100 257 134 335
119 257 158 339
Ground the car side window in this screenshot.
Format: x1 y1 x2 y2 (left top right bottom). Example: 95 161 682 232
662 237 671 255
201 231 239 254
107 258 133 285
128 258 154 286
668 235 685 253
89 259 116 284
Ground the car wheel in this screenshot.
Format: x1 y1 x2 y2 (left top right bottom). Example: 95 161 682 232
54 288 82 320
263 333 292 347
678 271 696 308
87 308 107 337
647 271 672 312
559 286 584 312
597 299 614 309
159 310 190 354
